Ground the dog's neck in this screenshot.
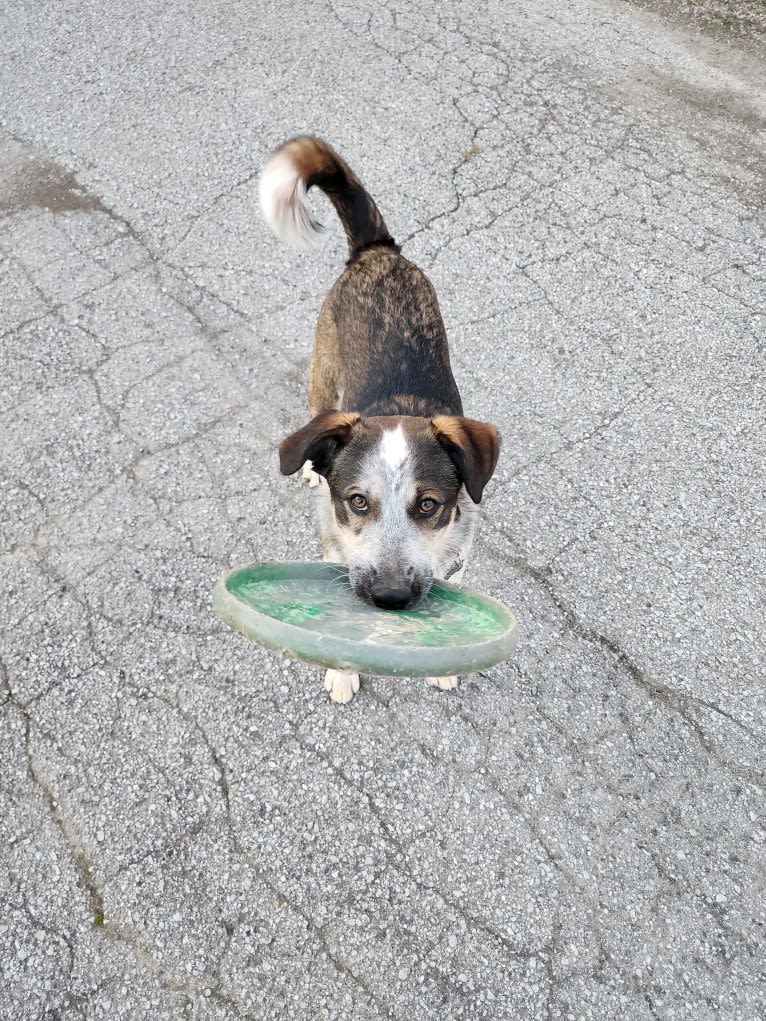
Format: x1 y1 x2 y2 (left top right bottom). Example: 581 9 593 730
351 393 463 418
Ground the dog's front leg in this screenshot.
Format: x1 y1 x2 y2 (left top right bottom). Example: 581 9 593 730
302 459 321 487
317 515 360 702
425 563 466 692
324 668 360 703
425 674 458 691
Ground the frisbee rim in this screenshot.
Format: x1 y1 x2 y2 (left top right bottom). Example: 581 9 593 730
212 561 519 677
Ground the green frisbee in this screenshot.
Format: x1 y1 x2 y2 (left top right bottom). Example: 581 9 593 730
212 562 518 677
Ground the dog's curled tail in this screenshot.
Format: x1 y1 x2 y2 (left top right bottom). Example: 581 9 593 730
258 136 397 259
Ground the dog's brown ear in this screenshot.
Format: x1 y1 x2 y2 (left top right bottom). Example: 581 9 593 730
279 410 361 477
431 416 501 504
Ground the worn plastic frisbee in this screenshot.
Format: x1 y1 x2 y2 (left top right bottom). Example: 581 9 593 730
213 562 518 677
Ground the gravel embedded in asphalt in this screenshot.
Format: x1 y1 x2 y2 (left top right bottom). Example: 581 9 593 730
1 1 764 1018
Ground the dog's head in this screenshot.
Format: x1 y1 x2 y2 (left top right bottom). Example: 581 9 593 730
279 411 500 609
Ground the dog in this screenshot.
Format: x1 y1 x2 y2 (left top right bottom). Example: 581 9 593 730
259 136 500 703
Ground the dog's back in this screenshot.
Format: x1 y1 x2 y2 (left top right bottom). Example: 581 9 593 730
258 136 462 418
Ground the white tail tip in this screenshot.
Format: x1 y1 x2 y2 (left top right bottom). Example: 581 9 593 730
258 150 326 249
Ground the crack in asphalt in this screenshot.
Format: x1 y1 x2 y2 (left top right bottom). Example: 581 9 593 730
6 686 263 1019
147 692 397 1018
479 520 765 790
1 2 764 1014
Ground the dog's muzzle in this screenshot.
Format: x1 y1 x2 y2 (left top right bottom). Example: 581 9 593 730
370 581 411 611
352 568 430 611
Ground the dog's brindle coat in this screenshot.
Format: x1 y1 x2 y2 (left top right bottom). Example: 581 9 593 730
259 136 500 702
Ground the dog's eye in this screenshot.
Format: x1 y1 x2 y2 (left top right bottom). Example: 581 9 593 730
348 494 369 514
418 498 439 517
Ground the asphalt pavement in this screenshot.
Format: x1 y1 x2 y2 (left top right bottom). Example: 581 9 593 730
1 1 764 1018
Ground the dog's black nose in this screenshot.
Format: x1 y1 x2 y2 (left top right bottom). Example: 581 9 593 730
370 584 412 611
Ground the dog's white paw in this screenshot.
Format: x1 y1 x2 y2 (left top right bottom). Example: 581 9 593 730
426 675 458 691
301 459 320 487
324 669 360 703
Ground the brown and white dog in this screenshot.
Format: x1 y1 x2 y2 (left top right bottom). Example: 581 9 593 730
259 136 500 703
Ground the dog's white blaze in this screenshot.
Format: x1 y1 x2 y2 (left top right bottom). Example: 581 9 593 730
258 150 326 249
380 424 409 470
